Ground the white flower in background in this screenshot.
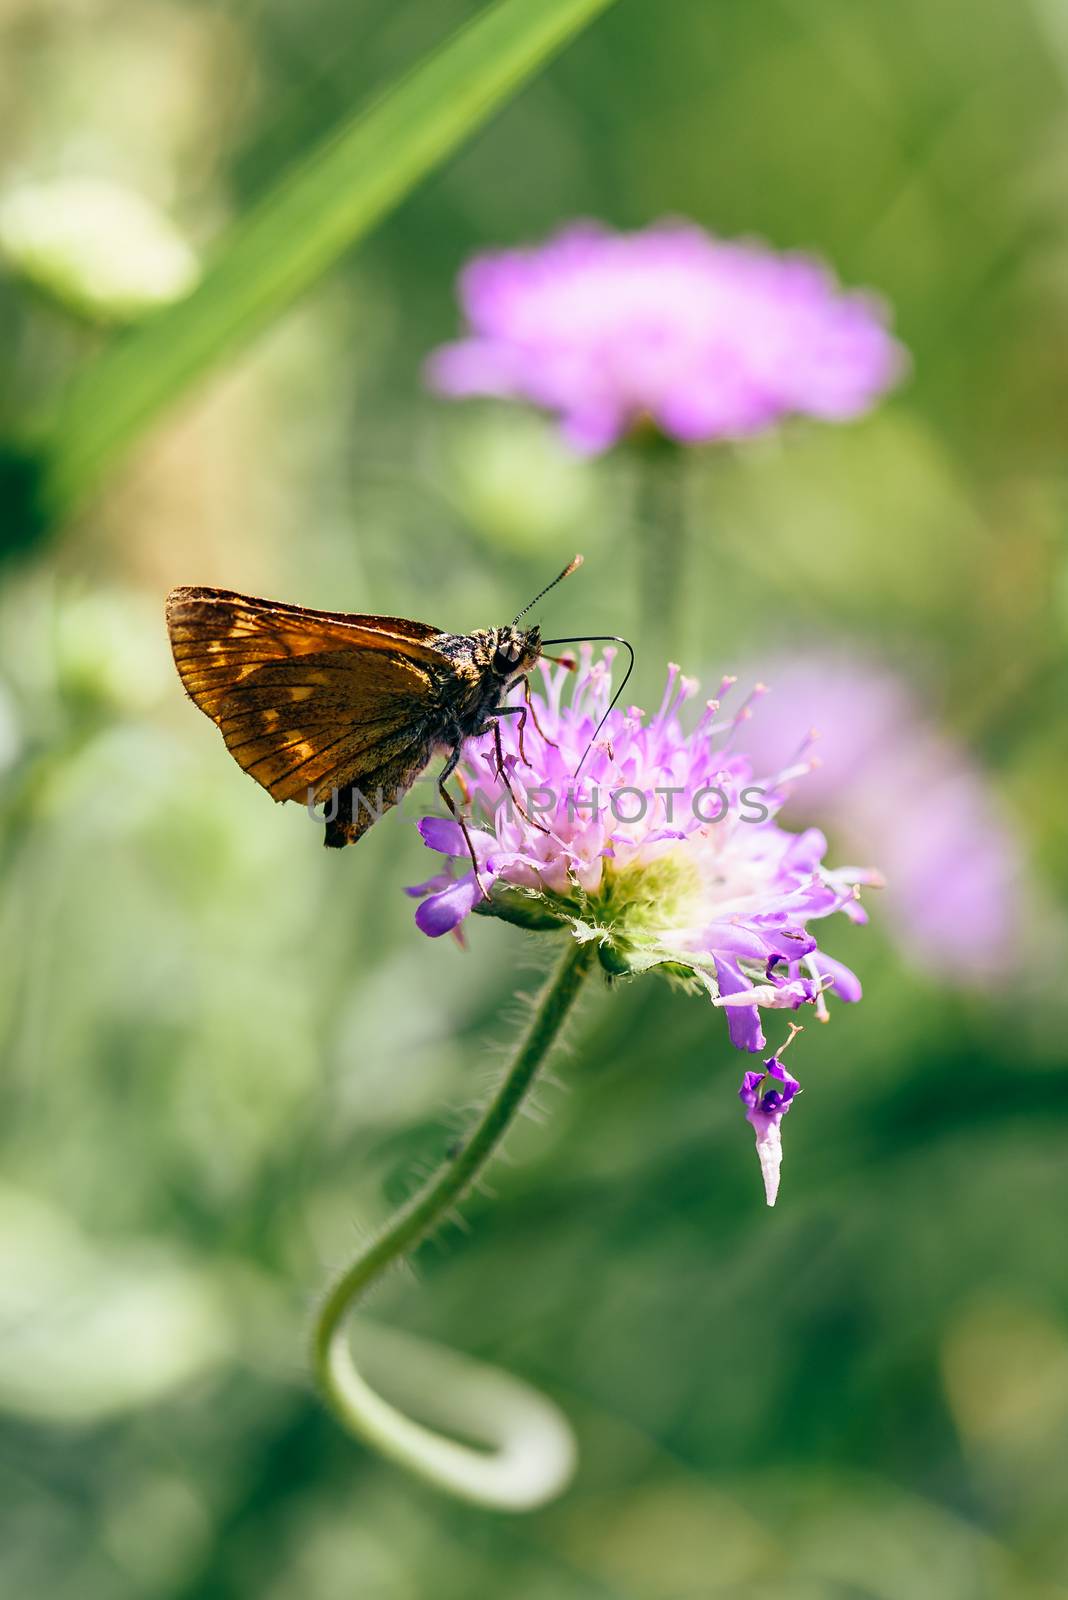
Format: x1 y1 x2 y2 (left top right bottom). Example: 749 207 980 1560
0 175 199 323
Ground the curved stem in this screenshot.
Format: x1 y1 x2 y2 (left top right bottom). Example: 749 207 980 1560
312 938 594 1509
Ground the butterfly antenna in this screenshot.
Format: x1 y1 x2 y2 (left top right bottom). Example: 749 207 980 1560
513 554 584 626
540 634 636 779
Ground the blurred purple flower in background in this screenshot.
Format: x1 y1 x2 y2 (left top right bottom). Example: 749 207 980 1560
740 653 1025 984
426 220 906 454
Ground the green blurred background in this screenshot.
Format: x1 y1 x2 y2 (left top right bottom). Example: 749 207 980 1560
2 1 1068 1595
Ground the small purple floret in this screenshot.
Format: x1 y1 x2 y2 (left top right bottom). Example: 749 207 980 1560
740 1057 801 1207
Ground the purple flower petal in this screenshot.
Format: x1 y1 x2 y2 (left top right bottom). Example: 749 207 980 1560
764 1058 800 1100
809 951 862 1003
405 871 455 898
414 872 486 938
707 920 817 965
714 955 766 1053
417 817 470 857
738 1069 765 1108
746 1108 786 1207
560 407 626 454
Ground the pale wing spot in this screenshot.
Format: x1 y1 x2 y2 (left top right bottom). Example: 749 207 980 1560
252 739 316 772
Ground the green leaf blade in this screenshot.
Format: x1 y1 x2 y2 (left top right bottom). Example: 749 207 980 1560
40 0 618 525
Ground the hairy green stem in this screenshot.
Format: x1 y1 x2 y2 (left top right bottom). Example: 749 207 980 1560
311 938 593 1509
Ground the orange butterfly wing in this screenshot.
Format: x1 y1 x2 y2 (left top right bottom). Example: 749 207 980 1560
166 587 446 814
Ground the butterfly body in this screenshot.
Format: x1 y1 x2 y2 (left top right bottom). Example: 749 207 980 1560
426 624 542 732
320 621 543 847
165 585 545 851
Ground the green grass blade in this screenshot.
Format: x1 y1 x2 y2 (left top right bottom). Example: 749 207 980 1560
39 0 618 525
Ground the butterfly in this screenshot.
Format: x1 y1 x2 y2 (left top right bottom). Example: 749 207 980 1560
166 558 633 874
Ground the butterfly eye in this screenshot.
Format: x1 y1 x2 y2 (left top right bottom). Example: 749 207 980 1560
493 638 523 675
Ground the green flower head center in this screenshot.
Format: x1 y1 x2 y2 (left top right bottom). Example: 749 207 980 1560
594 851 705 936
548 850 709 975
482 845 712 975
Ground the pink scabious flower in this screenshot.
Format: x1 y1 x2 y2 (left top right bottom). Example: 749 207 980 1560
425 220 906 455
407 653 879 1204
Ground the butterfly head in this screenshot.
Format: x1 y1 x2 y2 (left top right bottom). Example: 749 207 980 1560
491 623 541 679
490 554 584 679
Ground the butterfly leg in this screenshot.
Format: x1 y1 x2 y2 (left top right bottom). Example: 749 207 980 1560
437 748 491 900
503 674 558 755
484 710 551 836
499 700 531 765
522 674 560 751
487 704 528 764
